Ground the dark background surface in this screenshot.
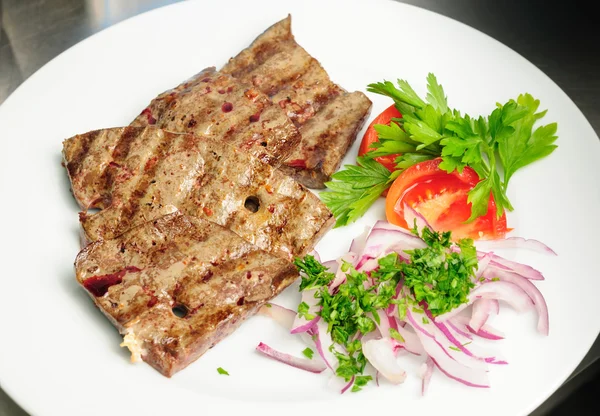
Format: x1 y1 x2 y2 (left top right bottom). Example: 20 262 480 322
0 0 598 415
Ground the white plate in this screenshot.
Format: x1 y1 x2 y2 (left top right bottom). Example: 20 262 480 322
0 0 598 415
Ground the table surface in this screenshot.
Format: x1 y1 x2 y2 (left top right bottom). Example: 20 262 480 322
1 0 598 415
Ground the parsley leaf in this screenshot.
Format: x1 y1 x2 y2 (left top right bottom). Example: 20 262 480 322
389 328 405 342
351 375 373 392
302 347 314 359
297 301 315 321
217 367 229 376
321 157 398 227
497 94 558 185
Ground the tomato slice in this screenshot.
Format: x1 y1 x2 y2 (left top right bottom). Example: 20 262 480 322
358 104 402 172
385 158 507 240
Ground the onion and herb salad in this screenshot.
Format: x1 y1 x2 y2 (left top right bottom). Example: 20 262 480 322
255 212 555 394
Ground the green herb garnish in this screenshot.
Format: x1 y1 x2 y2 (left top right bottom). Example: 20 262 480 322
402 226 477 316
302 347 314 359
217 367 229 376
293 225 479 390
322 73 557 227
389 328 405 343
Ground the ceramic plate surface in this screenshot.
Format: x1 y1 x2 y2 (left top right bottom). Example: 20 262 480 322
1 1 599 415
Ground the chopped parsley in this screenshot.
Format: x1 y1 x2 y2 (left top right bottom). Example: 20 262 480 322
302 347 314 359
217 367 229 376
389 328 405 342
402 225 477 316
294 224 481 390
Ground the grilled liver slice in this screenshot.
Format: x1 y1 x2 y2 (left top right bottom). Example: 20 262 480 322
75 212 298 377
130 67 301 168
221 15 372 188
63 126 333 259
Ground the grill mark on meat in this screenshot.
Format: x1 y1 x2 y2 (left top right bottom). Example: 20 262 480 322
69 127 333 259
112 126 141 161
130 67 300 168
221 15 372 188
75 213 298 376
66 129 102 178
118 130 181 233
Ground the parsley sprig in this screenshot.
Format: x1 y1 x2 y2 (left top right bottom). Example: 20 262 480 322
294 224 479 390
322 73 558 226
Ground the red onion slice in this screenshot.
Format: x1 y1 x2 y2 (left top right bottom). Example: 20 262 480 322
349 226 370 256
406 307 488 371
440 313 507 365
258 303 296 329
406 308 490 387
436 281 534 322
256 342 326 374
474 237 557 255
372 310 391 340
483 268 549 335
446 319 473 340
425 308 505 365
322 260 338 273
291 288 321 334
362 228 426 259
328 253 356 294
486 255 545 280
340 376 355 394
392 317 425 355
313 319 337 371
420 356 434 395
475 252 494 279
470 299 498 332
452 316 505 340
362 338 407 385
402 203 432 234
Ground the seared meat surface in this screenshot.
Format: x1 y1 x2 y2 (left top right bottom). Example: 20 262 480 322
63 126 334 259
75 212 298 377
131 67 301 168
222 15 372 188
